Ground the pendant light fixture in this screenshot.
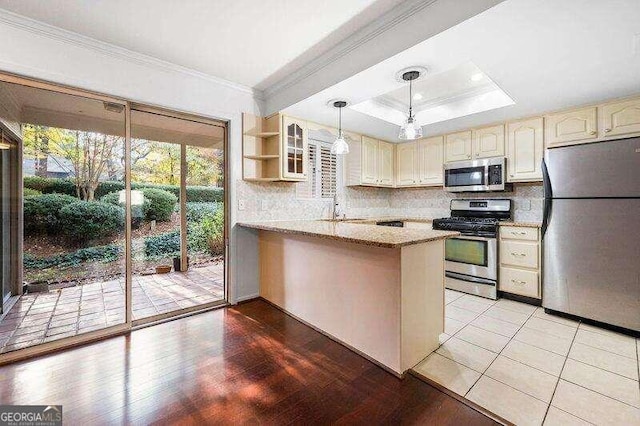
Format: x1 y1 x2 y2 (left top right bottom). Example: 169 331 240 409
331 100 349 155
398 70 423 140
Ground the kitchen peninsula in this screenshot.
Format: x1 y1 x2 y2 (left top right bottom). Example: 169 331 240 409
238 220 458 375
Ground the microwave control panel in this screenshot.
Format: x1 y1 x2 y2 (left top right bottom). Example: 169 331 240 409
488 165 503 185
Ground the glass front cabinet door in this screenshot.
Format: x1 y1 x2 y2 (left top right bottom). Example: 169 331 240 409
282 116 308 180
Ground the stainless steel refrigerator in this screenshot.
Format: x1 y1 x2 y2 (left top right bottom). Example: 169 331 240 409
542 136 640 332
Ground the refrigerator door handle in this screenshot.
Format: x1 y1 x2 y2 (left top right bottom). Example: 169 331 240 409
542 158 552 199
541 159 552 239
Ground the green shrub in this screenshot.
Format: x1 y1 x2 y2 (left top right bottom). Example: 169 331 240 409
202 207 224 255
23 188 42 197
23 193 78 233
44 178 76 196
185 202 220 222
24 176 77 196
94 181 125 198
141 188 177 222
59 201 125 241
100 191 149 228
186 186 223 203
23 243 122 270
23 176 50 192
144 229 181 259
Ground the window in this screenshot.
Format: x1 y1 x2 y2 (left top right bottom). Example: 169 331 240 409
297 141 337 199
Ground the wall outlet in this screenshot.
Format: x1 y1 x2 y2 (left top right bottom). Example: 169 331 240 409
238 199 246 211
260 200 268 211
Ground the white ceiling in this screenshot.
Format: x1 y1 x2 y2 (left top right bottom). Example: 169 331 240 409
0 0 403 90
284 0 640 142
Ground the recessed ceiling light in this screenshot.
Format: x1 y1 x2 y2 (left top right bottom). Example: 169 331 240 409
413 93 423 100
470 73 484 82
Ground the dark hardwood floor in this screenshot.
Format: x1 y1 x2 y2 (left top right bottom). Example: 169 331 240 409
0 299 497 425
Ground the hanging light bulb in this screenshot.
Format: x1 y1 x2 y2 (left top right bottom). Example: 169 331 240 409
331 101 349 155
398 71 423 140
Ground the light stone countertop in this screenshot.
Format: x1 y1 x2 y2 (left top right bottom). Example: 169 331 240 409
237 220 459 248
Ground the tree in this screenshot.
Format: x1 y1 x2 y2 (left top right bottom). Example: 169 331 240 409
22 125 73 177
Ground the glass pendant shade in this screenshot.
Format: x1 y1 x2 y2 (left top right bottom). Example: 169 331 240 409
331 100 349 155
398 70 423 140
331 132 349 155
398 115 422 140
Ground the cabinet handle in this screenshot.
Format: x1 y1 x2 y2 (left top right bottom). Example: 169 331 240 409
510 252 527 257
511 279 527 285
511 231 527 235
589 130 597 135
510 174 514 178
604 128 611 133
467 155 472 159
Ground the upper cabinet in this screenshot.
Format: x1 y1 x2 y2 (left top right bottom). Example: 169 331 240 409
599 98 640 138
396 142 417 186
346 136 394 187
282 116 308 180
395 136 444 187
444 130 473 162
506 117 544 182
378 140 395 187
545 106 597 148
473 125 505 158
417 136 444 186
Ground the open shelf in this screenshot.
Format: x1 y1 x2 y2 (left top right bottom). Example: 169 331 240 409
244 154 280 160
243 131 280 138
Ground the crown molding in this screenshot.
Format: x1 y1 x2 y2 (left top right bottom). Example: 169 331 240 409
0 8 263 100
262 0 439 100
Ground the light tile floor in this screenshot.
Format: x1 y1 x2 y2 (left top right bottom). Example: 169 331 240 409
0 263 224 354
414 289 640 426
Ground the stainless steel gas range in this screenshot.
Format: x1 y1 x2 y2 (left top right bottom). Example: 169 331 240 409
432 199 512 300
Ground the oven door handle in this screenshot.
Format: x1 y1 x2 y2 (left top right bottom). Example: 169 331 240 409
449 235 494 242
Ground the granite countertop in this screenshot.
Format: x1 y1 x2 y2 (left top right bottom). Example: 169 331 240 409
237 220 459 248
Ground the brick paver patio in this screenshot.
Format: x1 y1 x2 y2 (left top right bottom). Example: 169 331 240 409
0 263 224 354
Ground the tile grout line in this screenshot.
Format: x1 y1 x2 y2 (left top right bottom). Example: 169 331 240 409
463 302 539 403
541 318 580 424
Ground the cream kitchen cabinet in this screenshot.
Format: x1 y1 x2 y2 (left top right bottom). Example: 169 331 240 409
417 136 444 186
378 141 395 186
545 106 597 148
473 124 505 158
444 130 472 162
396 141 417 186
282 116 309 180
599 97 640 138
345 135 394 187
499 225 541 299
361 136 379 184
506 117 544 182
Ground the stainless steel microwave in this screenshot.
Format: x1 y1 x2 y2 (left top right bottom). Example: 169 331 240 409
444 157 506 192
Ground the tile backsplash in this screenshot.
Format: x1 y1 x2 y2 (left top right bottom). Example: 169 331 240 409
236 179 543 223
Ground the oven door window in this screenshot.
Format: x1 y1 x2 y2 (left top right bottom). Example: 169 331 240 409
445 238 488 266
445 166 485 187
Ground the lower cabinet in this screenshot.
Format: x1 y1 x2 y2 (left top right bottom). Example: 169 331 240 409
499 225 541 299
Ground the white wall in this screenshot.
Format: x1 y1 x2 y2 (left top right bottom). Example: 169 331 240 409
0 12 262 303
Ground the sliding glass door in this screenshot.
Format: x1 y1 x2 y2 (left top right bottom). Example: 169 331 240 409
129 108 226 322
0 73 227 359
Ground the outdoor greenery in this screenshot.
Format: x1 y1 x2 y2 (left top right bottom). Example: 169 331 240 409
139 188 177 222
24 177 223 203
23 188 42 197
23 193 78 233
24 244 121 270
58 201 125 241
23 122 224 284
